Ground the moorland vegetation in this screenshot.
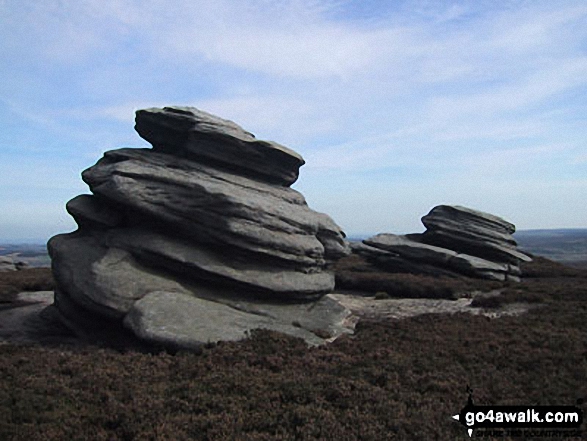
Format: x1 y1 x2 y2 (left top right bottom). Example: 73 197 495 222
1 257 586 440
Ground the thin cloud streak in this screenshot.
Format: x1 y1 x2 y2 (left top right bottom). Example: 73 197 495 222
1 0 586 239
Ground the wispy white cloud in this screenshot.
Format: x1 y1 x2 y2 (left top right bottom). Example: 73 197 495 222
456 142 573 173
488 4 587 53
426 57 587 122
1 0 587 238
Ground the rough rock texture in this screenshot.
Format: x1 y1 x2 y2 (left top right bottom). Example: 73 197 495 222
48 106 351 349
124 292 352 349
135 107 305 186
0 255 28 272
421 205 531 265
0 256 17 272
359 205 530 282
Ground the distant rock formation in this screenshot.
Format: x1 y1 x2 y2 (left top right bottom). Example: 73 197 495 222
48 106 351 349
355 205 531 282
0 256 17 272
0 255 28 272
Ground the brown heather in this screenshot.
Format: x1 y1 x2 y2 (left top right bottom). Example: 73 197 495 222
0 268 54 307
1 258 586 440
332 254 503 299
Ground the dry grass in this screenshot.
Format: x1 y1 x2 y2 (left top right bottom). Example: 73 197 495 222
0 259 586 440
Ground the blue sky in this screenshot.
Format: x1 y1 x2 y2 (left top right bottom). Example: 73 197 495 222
1 0 586 242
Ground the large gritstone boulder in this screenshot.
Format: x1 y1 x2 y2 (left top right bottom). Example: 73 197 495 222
48 106 351 349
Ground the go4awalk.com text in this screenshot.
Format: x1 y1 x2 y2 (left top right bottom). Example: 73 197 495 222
452 388 584 437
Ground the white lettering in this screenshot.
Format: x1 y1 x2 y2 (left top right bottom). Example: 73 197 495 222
531 409 541 423
466 412 474 426
505 412 517 422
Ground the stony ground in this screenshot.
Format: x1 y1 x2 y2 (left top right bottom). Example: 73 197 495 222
329 292 534 321
1 258 586 440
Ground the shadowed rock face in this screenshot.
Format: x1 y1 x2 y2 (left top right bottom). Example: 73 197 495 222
135 107 305 186
358 205 531 282
48 106 351 349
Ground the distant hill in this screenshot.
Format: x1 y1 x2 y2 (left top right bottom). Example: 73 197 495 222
0 243 50 268
514 229 587 265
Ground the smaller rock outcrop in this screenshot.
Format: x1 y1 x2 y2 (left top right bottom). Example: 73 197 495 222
357 205 531 282
421 205 530 266
0 256 17 272
0 255 28 272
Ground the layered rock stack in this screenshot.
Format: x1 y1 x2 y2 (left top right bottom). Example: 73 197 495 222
356 205 531 282
48 106 351 349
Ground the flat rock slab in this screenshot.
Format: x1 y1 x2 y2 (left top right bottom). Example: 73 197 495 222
365 233 458 264
328 293 533 321
124 291 354 349
135 106 305 186
363 233 510 281
422 205 516 237
0 292 75 344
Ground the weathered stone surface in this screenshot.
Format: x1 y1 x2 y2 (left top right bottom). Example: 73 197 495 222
359 205 530 283
135 106 304 186
81 148 347 270
449 254 508 281
421 205 531 264
106 228 335 299
350 242 462 278
365 234 457 266
423 205 516 238
48 106 351 349
0 255 27 271
124 291 352 349
48 232 192 319
0 256 17 272
363 233 510 281
329 292 533 321
66 194 123 229
422 228 531 265
222 294 352 339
